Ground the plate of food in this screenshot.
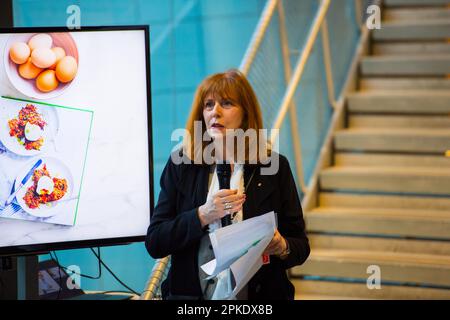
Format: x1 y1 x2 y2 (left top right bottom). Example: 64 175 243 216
4 32 79 100
0 99 59 156
14 157 74 218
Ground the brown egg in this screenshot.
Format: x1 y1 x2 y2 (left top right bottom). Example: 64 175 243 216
9 42 31 64
36 70 59 92
48 47 66 70
31 47 56 69
28 33 53 51
18 58 43 80
55 56 77 83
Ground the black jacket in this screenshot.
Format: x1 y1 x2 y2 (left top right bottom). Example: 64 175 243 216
145 151 310 300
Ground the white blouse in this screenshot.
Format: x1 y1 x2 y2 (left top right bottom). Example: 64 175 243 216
205 163 244 300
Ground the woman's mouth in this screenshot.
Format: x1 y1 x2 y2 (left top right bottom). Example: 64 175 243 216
211 123 225 130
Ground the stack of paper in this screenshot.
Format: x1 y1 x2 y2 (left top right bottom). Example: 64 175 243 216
201 211 277 298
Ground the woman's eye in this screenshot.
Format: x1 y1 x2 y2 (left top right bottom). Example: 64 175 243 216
222 100 233 108
204 101 214 109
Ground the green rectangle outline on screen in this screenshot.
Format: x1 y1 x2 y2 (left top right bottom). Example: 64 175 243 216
1 95 94 226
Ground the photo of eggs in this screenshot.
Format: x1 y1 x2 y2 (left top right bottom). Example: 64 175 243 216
4 33 79 99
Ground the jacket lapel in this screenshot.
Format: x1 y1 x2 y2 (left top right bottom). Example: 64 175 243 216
243 165 275 220
178 164 210 207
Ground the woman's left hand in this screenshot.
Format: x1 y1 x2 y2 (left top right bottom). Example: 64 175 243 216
263 229 287 256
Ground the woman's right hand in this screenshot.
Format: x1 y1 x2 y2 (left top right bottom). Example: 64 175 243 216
198 189 246 228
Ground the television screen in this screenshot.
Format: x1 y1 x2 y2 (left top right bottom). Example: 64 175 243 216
0 26 152 256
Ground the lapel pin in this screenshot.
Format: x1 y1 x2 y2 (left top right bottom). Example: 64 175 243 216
257 182 262 187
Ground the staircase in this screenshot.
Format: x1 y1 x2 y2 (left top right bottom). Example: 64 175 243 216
292 0 450 299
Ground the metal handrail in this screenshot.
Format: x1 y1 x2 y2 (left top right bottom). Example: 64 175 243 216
239 0 279 75
276 0 307 194
140 256 170 300
269 0 331 144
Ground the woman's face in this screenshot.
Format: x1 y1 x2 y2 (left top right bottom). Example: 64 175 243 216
203 94 244 140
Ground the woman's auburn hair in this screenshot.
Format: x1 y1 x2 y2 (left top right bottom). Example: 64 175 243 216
183 69 270 164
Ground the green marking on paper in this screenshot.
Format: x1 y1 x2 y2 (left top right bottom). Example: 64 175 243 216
238 238 264 259
73 111 94 226
1 96 93 113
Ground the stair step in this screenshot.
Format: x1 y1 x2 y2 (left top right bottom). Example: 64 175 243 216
306 207 450 239
319 192 450 211
373 42 450 55
360 78 450 91
384 7 450 21
347 91 450 113
320 166 450 195
309 234 450 256
361 55 450 76
293 279 450 300
349 114 450 128
384 0 450 6
291 249 450 286
334 128 450 153
335 152 450 167
372 20 450 40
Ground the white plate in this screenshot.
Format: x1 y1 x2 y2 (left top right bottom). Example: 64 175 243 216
0 97 59 157
14 156 74 218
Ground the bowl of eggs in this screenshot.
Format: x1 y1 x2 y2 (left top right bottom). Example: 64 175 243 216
4 32 79 100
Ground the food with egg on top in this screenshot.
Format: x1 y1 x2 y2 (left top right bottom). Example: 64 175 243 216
7 104 46 151
24 122 43 142
24 164 68 209
37 176 54 195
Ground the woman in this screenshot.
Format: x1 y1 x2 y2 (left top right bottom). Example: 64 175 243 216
145 69 310 300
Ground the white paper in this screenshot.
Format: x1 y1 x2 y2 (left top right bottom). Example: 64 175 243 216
230 234 272 297
200 211 277 295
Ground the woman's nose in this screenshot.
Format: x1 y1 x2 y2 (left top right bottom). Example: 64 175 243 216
211 102 222 115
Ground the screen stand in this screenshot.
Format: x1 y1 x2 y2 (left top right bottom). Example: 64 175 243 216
0 256 39 300
17 256 39 300
16 255 39 300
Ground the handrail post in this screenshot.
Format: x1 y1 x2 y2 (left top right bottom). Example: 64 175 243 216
354 0 363 30
321 17 337 110
277 0 307 194
270 0 331 144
